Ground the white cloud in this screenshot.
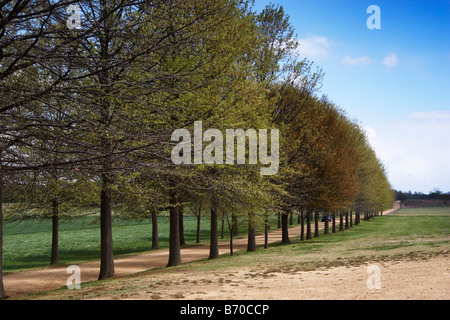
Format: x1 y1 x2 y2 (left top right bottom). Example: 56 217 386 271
297 35 331 60
382 53 399 69
408 110 450 121
341 55 374 66
364 115 450 193
340 52 399 69
364 125 378 140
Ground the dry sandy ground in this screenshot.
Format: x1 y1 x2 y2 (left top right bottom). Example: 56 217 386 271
7 202 448 300
118 254 449 300
4 217 316 298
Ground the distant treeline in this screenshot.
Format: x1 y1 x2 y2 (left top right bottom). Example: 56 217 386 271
395 190 450 201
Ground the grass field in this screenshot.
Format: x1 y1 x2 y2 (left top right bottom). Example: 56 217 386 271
193 206 450 273
23 206 450 300
3 210 280 272
395 206 450 216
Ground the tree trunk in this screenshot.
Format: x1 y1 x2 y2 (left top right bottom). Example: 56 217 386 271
196 213 201 243
0 173 8 299
247 211 256 252
264 213 269 249
300 211 305 241
179 205 185 246
339 212 344 231
314 211 319 238
97 5 116 280
209 196 219 259
151 209 159 250
50 198 59 265
232 213 238 236
306 210 312 239
345 211 349 229
221 212 225 239
324 213 329 234
349 210 353 227
98 169 115 280
331 211 336 233
167 188 181 267
229 230 234 256
281 212 290 244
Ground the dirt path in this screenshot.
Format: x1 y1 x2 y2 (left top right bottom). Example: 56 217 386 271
5 206 399 299
4 218 328 298
383 200 401 215
134 254 449 300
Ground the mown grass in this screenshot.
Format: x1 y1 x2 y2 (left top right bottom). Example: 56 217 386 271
393 206 450 216
3 210 281 272
24 206 450 300
194 209 450 273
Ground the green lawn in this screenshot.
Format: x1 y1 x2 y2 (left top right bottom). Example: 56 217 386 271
394 206 450 216
4 216 170 272
180 206 450 273
24 206 450 300
2 210 280 272
4 207 449 275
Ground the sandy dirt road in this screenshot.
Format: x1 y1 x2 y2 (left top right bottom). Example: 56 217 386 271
121 254 449 300
4 217 325 298
3 204 405 299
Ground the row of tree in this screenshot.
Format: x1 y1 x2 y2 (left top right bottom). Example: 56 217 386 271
395 189 450 201
0 0 394 299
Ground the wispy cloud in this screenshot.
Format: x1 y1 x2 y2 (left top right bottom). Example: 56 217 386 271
340 52 399 69
297 35 331 60
382 53 399 69
407 111 450 121
364 114 450 192
341 55 374 66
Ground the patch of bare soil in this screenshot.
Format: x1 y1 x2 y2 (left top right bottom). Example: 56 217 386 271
4 220 314 298
6 204 447 300
121 254 449 300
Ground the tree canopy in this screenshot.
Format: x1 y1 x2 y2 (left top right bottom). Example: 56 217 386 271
0 0 394 299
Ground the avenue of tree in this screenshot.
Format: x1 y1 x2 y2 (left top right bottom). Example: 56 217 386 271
0 0 394 298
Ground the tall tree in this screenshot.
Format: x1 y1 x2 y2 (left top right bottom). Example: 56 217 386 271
0 0 83 298
167 185 182 266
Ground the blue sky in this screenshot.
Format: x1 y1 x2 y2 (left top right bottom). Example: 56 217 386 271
254 0 450 193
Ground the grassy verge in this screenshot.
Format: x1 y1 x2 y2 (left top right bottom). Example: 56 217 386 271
24 207 450 300
3 212 283 272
